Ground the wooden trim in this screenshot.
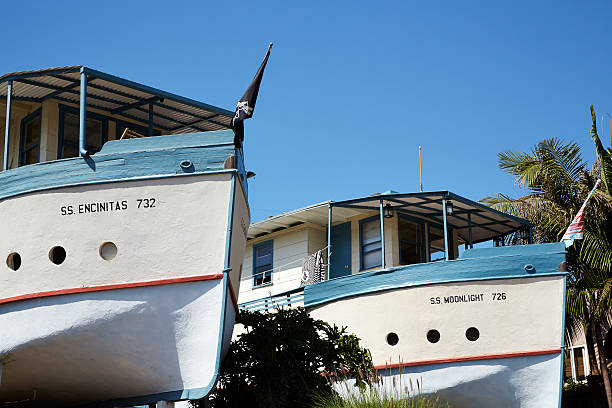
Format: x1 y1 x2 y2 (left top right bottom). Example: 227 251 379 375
0 274 224 306
373 349 561 370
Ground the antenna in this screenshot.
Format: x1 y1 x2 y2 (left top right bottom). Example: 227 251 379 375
419 146 423 192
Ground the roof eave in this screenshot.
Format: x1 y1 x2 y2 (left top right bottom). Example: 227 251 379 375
0 66 82 83
81 67 234 118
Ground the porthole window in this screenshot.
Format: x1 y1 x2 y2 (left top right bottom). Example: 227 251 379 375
7 252 21 271
427 329 440 344
466 327 480 341
99 242 118 261
49 246 67 265
386 332 399 346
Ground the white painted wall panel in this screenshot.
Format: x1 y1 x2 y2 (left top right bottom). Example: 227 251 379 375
0 173 232 300
238 227 313 304
227 178 250 300
309 276 564 366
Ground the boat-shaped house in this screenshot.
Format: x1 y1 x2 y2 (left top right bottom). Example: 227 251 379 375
239 191 567 408
0 67 250 407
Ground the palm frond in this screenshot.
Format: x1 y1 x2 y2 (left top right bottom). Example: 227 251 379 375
591 105 612 195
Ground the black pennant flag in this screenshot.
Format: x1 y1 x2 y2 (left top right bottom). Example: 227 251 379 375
231 43 273 147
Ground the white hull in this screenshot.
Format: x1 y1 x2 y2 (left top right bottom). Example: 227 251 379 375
0 165 250 405
0 278 235 406
340 352 561 408
307 244 567 408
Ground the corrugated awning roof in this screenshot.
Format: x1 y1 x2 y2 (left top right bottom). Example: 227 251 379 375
248 191 532 244
0 66 233 133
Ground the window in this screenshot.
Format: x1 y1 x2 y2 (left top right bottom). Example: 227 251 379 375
19 109 42 166
399 216 424 265
58 105 108 158
360 217 382 270
429 225 446 261
253 241 273 287
564 346 589 383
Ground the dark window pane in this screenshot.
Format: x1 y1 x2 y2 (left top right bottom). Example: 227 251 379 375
564 350 573 381
574 347 586 378
429 226 446 261
254 242 273 286
24 148 38 165
400 218 423 265
62 144 79 159
24 119 40 147
64 113 79 143
20 114 40 166
86 117 103 151
61 112 105 158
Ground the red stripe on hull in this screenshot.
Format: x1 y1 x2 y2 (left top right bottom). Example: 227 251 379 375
0 274 225 306
227 277 239 313
374 348 561 370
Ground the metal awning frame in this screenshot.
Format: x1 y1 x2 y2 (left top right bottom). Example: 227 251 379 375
2 66 234 168
325 191 533 278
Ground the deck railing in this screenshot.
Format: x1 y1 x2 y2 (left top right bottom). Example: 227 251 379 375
239 287 305 312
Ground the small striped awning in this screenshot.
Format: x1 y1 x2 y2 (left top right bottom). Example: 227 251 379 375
0 66 233 133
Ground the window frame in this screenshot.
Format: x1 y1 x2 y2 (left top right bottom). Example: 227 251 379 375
359 215 383 271
18 108 42 167
564 345 590 383
57 104 109 159
397 213 427 265
428 223 454 261
252 240 273 288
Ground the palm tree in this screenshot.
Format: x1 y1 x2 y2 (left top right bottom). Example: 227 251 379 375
482 112 612 407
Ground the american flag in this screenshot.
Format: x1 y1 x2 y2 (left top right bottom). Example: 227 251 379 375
561 179 601 248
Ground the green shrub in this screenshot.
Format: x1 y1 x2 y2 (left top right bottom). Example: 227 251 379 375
191 307 375 408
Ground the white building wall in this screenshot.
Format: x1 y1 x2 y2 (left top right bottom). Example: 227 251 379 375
0 100 40 169
239 213 459 305
238 224 327 305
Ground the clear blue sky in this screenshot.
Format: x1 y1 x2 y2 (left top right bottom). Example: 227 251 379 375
3 1 611 221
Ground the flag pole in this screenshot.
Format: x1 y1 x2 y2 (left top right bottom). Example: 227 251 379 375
419 146 423 192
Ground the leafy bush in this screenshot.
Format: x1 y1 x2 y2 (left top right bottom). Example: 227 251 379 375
564 377 589 393
191 307 374 408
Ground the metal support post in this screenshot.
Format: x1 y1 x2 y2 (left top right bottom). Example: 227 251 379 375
467 211 473 249
379 199 386 269
3 80 12 170
442 196 449 261
327 203 332 280
79 70 88 157
528 227 533 244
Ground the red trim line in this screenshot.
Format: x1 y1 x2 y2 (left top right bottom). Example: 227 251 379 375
374 349 561 370
227 276 239 313
0 274 224 306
